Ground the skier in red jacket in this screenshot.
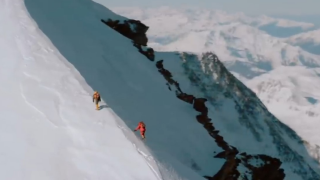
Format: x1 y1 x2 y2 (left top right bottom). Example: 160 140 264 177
134 121 146 139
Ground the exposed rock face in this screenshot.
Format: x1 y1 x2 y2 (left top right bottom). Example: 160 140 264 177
155 60 182 93
101 19 148 46
133 43 155 61
193 98 208 115
101 18 155 61
238 154 285 180
177 92 194 104
103 18 319 180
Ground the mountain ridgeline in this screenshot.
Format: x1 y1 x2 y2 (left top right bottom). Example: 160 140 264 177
100 15 320 180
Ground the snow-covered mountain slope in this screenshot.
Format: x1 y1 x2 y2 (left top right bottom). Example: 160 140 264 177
110 6 316 38
112 6 320 151
285 29 320 55
0 1 162 180
2 0 319 179
22 0 320 179
247 66 320 143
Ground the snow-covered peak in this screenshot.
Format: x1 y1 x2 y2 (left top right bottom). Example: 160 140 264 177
286 29 320 44
284 29 320 55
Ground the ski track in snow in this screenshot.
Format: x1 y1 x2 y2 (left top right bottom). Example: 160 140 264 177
19 83 60 128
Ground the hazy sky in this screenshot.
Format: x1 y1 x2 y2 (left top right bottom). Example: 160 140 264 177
95 0 320 15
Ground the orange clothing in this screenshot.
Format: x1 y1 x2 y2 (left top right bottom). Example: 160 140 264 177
134 122 146 139
135 122 146 132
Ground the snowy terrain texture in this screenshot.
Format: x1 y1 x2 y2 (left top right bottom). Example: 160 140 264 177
1 0 320 179
285 29 320 55
111 6 320 159
1 1 163 180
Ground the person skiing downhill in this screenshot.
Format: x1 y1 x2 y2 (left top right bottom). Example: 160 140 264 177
134 121 146 139
93 91 101 110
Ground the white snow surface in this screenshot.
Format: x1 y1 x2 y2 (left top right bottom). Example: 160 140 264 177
247 66 320 144
284 29 320 55
111 6 320 152
0 0 162 180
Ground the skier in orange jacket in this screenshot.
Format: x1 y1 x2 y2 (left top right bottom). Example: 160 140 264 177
134 121 146 139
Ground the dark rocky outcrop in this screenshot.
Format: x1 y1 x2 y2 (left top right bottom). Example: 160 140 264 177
177 92 195 104
155 60 164 69
133 43 155 61
101 19 155 61
238 154 285 180
193 98 208 116
101 19 148 46
155 60 182 93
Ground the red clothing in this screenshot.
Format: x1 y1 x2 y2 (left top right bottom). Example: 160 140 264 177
135 123 146 132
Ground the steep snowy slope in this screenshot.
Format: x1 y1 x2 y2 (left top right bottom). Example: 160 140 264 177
24 0 223 179
0 0 162 180
111 6 320 152
285 29 320 55
24 0 320 179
